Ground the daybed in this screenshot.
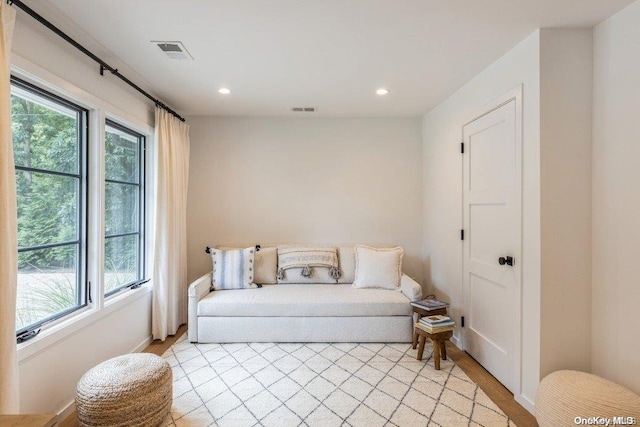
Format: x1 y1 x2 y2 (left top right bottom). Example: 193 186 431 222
188 245 423 343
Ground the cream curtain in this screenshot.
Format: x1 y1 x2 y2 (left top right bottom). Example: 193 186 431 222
0 1 18 414
152 108 190 341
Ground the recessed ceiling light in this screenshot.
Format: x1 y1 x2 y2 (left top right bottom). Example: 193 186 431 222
218 88 231 95
376 88 390 95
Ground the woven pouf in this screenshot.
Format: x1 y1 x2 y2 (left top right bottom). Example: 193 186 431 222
536 370 640 427
76 353 172 427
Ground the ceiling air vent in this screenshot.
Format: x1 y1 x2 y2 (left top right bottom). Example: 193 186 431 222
153 41 193 60
291 107 317 112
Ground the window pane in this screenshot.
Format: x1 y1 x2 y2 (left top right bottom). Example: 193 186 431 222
105 126 139 183
16 171 78 248
11 90 79 175
16 245 79 332
104 121 144 297
105 182 139 236
105 235 139 294
12 77 86 334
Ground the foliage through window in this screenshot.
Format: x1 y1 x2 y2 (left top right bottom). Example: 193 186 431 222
104 121 145 295
11 77 88 335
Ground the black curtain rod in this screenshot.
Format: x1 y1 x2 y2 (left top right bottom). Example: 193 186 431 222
7 0 185 122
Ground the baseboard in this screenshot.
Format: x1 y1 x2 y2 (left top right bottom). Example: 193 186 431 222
515 392 535 414
57 399 76 426
133 335 153 353
449 334 461 349
55 334 153 424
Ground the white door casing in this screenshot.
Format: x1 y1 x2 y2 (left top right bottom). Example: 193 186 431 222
462 87 522 394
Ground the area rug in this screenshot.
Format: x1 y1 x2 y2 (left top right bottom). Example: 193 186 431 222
161 335 514 426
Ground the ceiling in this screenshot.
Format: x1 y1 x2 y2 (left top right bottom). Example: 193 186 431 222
31 0 634 117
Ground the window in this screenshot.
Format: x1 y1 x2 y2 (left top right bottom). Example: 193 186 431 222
104 121 145 296
12 76 150 341
11 77 88 336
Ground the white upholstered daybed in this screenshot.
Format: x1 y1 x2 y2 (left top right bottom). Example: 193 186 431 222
188 245 423 343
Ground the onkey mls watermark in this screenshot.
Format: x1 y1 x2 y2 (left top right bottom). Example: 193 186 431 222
574 417 637 426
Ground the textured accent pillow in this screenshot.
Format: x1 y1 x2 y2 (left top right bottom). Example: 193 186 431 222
277 247 339 270
211 247 258 290
352 245 404 290
276 267 339 284
277 246 340 283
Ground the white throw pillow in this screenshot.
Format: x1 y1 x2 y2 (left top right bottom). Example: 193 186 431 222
211 247 258 290
352 245 404 290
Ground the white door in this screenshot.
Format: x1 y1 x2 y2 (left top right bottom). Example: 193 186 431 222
462 91 521 393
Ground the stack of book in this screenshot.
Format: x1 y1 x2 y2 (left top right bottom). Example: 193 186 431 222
416 314 456 333
411 297 449 311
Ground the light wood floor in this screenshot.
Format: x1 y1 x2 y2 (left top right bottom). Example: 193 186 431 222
445 342 538 426
63 328 537 426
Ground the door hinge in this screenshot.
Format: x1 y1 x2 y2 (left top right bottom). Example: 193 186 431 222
461 229 464 240
461 142 464 153
461 316 465 327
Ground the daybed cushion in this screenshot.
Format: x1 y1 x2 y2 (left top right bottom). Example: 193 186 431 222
255 247 277 284
337 246 355 284
198 284 412 317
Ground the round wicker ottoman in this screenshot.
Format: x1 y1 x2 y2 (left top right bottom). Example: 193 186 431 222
76 353 172 427
536 370 640 427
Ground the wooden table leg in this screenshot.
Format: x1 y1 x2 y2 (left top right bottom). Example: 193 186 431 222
412 314 422 349
432 338 441 370
441 340 447 360
417 335 426 361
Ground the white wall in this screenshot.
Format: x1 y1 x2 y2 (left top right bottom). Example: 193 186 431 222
539 29 593 379
592 0 640 394
11 11 155 417
11 8 153 125
18 293 152 414
422 28 597 411
422 30 541 408
186 117 423 284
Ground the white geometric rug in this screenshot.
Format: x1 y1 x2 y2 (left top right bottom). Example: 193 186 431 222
161 335 514 426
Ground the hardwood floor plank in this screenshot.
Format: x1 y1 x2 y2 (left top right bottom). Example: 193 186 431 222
446 342 538 426
143 325 188 357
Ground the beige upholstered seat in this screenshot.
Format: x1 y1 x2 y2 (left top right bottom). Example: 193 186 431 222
536 370 640 427
76 353 172 427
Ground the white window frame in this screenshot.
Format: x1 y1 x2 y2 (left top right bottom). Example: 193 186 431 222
11 76 89 338
11 55 156 363
103 120 147 297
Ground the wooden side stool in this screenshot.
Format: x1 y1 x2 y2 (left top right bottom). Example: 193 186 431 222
411 305 447 349
414 327 453 370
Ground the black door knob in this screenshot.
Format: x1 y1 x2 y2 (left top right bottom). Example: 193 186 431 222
499 256 514 266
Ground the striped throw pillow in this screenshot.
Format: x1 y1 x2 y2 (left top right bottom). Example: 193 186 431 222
211 247 258 290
